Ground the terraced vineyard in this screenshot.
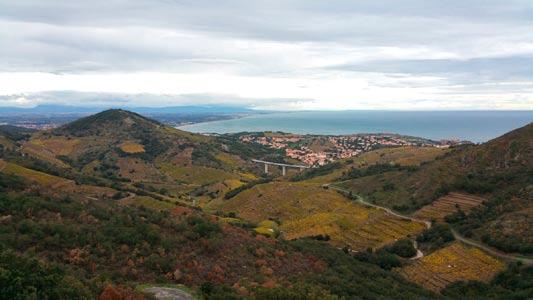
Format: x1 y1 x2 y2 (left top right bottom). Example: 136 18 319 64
413 192 485 222
213 181 425 250
0 161 118 200
398 242 505 292
281 210 425 251
352 216 426 250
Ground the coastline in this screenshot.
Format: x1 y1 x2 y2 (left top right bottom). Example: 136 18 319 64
176 110 532 143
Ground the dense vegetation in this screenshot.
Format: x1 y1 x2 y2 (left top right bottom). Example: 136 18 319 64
386 238 417 258
0 125 35 141
441 264 533 299
0 185 440 299
291 162 341 181
289 239 435 299
339 123 533 255
446 188 533 254
416 224 455 253
216 134 285 162
339 163 418 181
224 178 272 199
354 248 403 270
0 249 92 299
1 111 531 298
55 109 162 137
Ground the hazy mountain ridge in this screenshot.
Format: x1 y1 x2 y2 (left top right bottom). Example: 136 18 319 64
0 104 257 115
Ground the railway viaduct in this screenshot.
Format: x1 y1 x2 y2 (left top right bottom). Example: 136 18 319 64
251 159 310 175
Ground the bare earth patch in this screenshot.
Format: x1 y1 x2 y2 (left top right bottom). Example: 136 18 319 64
413 192 485 222
119 141 145 153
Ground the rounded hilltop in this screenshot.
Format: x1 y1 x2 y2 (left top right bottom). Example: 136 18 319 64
53 108 163 137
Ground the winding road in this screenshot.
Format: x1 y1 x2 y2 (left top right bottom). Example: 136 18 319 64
326 183 533 265
325 183 431 229
451 229 533 265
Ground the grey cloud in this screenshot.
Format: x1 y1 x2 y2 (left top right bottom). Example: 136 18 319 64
0 91 316 109
328 56 533 82
0 1 532 109
2 0 533 73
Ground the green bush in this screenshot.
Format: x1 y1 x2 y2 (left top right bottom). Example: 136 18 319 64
291 162 341 182
0 250 91 299
224 178 271 199
386 239 417 258
187 216 221 239
416 224 454 252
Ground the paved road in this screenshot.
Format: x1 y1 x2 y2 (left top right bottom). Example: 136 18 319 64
326 183 533 265
451 229 533 265
325 183 431 229
411 241 424 260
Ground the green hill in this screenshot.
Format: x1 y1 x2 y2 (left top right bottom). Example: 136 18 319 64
1 111 531 298
339 123 533 254
18 110 262 204
5 111 437 299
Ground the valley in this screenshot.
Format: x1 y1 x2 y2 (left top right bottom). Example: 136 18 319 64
0 110 531 299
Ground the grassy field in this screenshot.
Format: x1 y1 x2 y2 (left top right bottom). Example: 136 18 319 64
213 181 425 250
119 141 145 153
211 182 349 221
398 242 505 292
28 137 80 156
413 192 486 222
254 220 280 238
1 161 118 200
215 152 241 168
0 136 14 149
117 157 165 182
337 162 460 213
118 195 177 210
2 162 72 187
159 163 240 185
302 147 447 184
21 141 72 168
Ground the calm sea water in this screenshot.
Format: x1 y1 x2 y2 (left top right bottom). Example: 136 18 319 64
179 111 533 143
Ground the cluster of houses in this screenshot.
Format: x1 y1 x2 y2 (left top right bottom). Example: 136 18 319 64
240 133 465 166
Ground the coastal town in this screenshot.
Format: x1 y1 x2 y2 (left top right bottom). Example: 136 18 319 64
240 133 467 166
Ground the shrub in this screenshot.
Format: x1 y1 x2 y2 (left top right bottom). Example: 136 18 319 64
386 239 417 258
0 250 91 299
291 162 341 182
187 216 221 239
224 178 271 199
416 224 454 252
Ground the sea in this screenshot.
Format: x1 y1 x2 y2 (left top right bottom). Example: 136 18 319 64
178 111 533 143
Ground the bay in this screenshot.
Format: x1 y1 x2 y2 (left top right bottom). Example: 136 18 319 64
178 111 533 143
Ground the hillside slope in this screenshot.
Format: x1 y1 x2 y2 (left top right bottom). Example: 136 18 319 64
339 123 533 254
19 109 261 205
0 112 442 299
210 181 425 251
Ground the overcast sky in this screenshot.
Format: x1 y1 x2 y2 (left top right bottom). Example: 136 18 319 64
1 0 533 110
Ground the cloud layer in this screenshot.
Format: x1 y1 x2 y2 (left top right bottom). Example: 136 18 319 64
1 0 533 109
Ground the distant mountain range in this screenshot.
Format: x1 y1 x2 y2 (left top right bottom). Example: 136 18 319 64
0 104 258 114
